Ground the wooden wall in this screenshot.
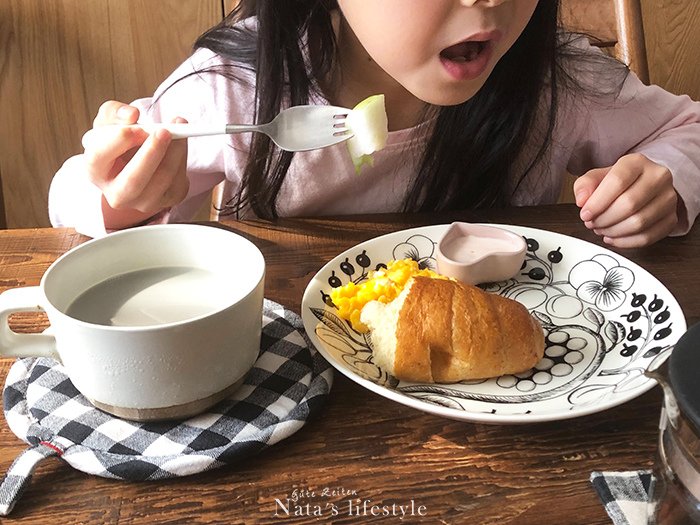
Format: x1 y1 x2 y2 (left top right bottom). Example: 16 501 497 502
0 0 224 229
0 0 698 228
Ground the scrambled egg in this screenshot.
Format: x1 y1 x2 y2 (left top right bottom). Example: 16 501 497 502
330 258 447 333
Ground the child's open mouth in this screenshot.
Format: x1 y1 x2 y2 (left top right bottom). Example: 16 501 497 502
439 39 494 81
440 41 487 63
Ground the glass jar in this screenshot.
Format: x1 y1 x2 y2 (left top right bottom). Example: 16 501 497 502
646 323 700 525
647 408 700 524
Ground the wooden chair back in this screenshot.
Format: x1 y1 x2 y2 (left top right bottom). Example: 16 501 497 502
560 0 649 83
558 0 649 203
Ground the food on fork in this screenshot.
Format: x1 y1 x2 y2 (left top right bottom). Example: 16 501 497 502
345 94 389 174
360 276 545 383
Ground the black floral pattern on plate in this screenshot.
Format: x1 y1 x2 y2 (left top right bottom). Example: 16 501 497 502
310 229 677 416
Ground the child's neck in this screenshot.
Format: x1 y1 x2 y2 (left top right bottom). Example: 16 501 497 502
326 14 430 132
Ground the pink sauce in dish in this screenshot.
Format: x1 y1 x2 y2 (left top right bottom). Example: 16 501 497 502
440 235 519 264
436 222 527 285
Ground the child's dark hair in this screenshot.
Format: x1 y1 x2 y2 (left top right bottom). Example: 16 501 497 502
195 0 627 219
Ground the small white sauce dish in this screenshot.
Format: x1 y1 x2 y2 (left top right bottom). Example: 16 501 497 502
436 222 527 285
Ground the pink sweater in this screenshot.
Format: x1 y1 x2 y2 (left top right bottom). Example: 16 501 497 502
49 44 700 238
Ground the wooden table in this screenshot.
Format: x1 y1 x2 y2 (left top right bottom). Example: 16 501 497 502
1 204 698 524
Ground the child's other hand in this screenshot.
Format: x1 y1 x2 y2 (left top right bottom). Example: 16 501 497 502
573 153 679 248
82 101 189 226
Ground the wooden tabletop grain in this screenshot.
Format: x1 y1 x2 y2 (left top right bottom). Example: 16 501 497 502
1 204 698 524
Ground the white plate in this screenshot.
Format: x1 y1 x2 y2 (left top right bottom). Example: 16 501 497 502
301 224 685 424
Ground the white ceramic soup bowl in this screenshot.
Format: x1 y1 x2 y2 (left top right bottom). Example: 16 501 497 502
0 224 265 421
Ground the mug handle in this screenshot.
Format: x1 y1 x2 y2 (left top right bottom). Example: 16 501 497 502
0 287 59 360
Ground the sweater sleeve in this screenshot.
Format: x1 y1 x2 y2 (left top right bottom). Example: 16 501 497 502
564 47 700 235
48 48 232 238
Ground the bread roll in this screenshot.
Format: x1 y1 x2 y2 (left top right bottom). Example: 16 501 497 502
360 276 544 382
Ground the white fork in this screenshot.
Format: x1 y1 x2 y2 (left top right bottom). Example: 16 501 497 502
84 105 352 152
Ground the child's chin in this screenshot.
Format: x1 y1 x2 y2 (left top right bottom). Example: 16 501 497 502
413 81 486 107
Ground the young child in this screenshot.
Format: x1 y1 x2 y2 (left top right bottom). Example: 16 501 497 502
49 0 700 248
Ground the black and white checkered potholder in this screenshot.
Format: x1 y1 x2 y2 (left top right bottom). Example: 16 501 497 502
0 299 333 516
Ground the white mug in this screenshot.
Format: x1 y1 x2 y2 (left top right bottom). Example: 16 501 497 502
0 224 265 421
